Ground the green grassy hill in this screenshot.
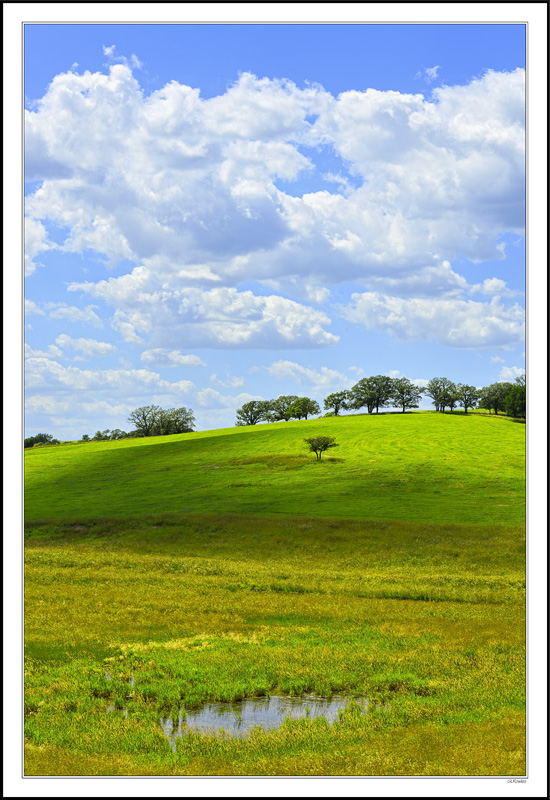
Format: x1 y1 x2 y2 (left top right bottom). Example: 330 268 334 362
25 411 525 525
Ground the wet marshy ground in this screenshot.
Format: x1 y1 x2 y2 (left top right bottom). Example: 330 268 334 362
160 694 370 748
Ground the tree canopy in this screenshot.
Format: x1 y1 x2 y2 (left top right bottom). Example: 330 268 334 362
504 383 526 418
478 382 514 415
24 433 60 448
40 370 528 448
235 400 272 426
304 436 339 460
348 376 393 414
455 384 480 414
235 396 321 425
323 391 351 416
390 378 423 413
288 397 320 420
424 377 455 412
266 395 301 422
127 405 195 437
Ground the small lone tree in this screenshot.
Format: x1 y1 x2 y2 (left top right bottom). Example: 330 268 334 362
304 436 339 460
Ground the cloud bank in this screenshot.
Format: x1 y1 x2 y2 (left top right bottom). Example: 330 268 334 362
25 64 525 352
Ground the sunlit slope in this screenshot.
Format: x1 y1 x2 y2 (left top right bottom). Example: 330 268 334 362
24 412 525 525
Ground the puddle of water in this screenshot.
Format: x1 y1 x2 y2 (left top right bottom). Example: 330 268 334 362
104 674 134 720
106 704 128 719
160 695 368 749
105 671 134 683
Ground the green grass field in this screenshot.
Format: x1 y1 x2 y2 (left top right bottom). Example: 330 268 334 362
24 411 526 776
25 411 525 525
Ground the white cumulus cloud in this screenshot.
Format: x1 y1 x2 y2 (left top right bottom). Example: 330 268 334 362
140 349 206 367
265 360 350 394
470 277 519 297
46 303 104 328
25 343 63 360
55 334 116 358
25 64 524 305
24 358 195 396
341 292 525 349
25 299 45 316
209 372 245 389
499 365 525 381
69 277 338 349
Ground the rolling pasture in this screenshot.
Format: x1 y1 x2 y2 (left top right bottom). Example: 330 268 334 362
24 411 525 776
25 411 524 525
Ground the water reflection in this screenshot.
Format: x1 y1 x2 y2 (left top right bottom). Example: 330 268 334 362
160 695 368 749
104 673 133 720
106 704 128 719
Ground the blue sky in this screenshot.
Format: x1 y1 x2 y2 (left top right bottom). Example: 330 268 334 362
24 22 526 438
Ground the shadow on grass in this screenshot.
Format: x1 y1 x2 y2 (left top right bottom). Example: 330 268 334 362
25 640 112 662
441 411 525 423
229 454 345 468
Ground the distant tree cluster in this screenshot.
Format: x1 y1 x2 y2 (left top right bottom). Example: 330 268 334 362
424 375 526 417
235 373 526 426
82 429 138 442
423 378 479 414
24 432 60 448
343 376 423 415
127 405 195 437
235 377 424 426
477 375 526 418
78 405 195 442
235 396 320 426
26 373 526 450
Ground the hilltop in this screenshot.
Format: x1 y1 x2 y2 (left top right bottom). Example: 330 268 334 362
25 411 525 526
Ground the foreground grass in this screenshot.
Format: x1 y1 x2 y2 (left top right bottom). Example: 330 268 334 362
25 411 525 526
24 515 525 776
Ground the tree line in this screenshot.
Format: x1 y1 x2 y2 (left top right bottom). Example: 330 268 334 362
24 432 60 448
235 374 526 426
24 374 525 448
78 405 196 442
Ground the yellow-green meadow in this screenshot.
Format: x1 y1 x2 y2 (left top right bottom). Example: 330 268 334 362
24 411 525 775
